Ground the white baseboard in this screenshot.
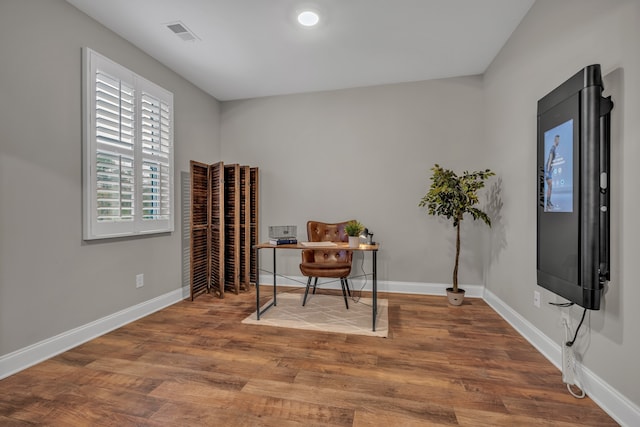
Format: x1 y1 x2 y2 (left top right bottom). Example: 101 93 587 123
483 288 640 427
0 287 187 380
482 288 561 367
579 363 640 427
258 274 485 298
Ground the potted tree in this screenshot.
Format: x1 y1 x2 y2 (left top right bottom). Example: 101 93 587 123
344 220 365 248
419 164 495 305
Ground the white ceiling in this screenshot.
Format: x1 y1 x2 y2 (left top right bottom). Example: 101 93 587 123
66 0 535 101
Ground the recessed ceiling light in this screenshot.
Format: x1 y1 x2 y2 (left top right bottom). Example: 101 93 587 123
297 10 319 27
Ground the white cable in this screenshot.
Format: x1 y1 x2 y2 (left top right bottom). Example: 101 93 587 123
562 313 586 399
348 252 369 304
567 383 586 399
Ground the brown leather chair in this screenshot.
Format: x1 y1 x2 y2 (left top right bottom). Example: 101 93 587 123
299 220 354 309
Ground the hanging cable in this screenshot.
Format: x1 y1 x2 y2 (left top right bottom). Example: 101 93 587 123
351 251 367 304
566 307 587 347
549 301 575 307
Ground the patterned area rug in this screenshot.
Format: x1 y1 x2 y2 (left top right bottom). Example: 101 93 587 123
242 292 388 338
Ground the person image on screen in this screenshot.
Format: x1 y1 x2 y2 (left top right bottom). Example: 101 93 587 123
545 134 560 210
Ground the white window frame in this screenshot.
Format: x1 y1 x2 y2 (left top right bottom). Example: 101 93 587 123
83 48 174 240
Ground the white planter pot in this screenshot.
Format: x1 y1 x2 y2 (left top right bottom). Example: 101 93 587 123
446 287 466 306
348 236 360 248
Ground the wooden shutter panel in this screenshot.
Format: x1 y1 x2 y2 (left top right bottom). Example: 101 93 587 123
224 164 240 294
249 167 259 285
189 161 258 300
190 161 209 300
209 162 225 297
239 166 251 290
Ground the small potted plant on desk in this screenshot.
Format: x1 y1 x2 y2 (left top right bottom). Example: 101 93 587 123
344 220 365 248
419 164 494 306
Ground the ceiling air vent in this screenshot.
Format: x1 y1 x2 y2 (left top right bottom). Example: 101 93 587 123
165 21 199 42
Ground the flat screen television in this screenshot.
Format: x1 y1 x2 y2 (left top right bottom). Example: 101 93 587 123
536 64 613 310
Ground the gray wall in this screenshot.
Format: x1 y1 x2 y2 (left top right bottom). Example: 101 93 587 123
0 0 220 355
484 0 640 408
220 77 489 286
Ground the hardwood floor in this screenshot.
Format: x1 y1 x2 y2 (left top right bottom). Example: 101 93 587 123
0 287 617 426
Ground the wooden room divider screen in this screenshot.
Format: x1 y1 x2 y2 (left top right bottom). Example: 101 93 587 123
189 161 259 300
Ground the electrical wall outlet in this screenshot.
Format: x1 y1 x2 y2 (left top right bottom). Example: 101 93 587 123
533 290 541 308
136 273 144 288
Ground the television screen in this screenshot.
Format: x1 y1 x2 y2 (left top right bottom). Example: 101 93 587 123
543 119 573 212
536 64 613 310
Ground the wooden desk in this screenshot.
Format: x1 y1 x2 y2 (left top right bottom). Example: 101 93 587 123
254 242 381 331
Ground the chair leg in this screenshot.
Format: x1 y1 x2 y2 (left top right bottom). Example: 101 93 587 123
312 277 318 294
344 279 351 297
303 276 313 306
340 279 349 309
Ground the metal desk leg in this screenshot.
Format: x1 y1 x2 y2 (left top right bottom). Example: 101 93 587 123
273 247 277 306
373 250 377 332
256 246 261 319
256 247 278 319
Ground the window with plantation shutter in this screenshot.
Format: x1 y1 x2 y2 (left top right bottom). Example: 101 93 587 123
83 48 174 240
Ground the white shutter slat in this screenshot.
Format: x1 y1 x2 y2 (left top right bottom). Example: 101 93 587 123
140 92 171 221
95 150 135 223
93 67 137 225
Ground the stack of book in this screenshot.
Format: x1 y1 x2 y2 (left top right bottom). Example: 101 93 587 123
268 225 297 245
269 237 298 245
